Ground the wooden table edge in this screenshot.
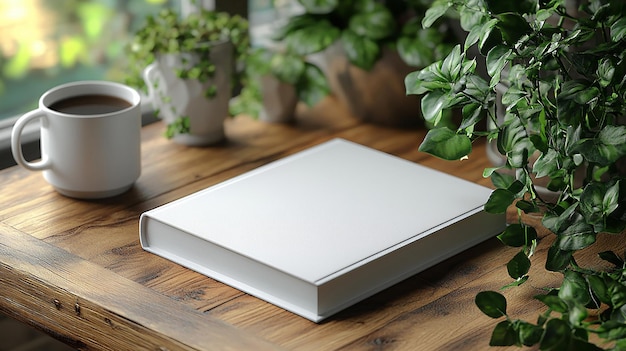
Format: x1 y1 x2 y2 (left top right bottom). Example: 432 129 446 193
0 222 283 351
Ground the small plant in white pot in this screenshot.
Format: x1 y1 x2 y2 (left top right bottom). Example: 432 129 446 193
126 9 249 146
230 46 331 123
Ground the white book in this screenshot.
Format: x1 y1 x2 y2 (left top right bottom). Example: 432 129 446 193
139 138 505 322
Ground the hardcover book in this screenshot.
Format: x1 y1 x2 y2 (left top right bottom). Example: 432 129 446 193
139 138 506 322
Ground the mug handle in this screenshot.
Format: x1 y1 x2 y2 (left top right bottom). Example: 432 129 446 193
11 109 51 171
142 62 160 102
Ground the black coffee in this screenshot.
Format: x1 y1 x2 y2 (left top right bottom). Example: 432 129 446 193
49 94 132 115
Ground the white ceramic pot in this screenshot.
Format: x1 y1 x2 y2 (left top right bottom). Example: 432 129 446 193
143 41 234 146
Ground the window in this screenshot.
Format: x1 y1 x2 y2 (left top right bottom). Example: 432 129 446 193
0 0 182 122
0 0 252 169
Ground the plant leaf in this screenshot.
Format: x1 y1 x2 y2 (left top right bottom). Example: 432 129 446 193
298 0 338 14
517 321 543 346
532 149 559 178
340 30 379 70
404 64 452 96
486 45 511 88
535 294 568 313
611 17 626 41
576 125 626 165
497 117 530 168
476 291 508 318
421 90 447 125
489 321 518 346
285 20 339 55
418 127 472 161
507 250 531 279
540 319 571 350
348 5 395 40
270 53 305 84
490 171 515 189
441 45 463 81
545 243 572 272
296 63 330 106
559 270 591 305
496 13 532 45
484 189 515 214
422 0 452 28
598 250 624 267
556 220 596 251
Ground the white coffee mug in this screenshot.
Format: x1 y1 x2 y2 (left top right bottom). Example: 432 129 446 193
11 81 142 199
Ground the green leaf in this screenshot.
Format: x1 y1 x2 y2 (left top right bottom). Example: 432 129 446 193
460 102 484 129
298 0 338 14
440 45 463 81
540 319 571 350
490 171 515 189
535 294 568 313
558 79 600 108
517 321 543 346
421 90 447 124
284 20 340 55
507 250 531 279
532 149 559 178
340 30 379 70
576 125 626 165
598 250 624 266
348 5 395 40
486 45 511 87
498 223 537 247
597 58 615 87
476 291 508 318
296 63 331 106
556 222 596 251
489 321 518 346
580 182 606 225
418 127 472 161
611 17 626 42
478 19 499 52
545 243 572 272
603 181 620 216
559 270 591 305
485 188 515 214
608 280 626 309
270 53 305 85
600 125 626 146
587 274 610 305
397 36 432 68
497 117 530 168
485 0 534 14
422 0 452 28
502 275 529 289
496 13 532 45
404 64 452 96
508 180 525 194
272 14 319 40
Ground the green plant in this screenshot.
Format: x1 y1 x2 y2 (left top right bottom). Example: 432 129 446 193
126 8 249 137
406 0 626 349
273 0 455 71
229 46 330 118
231 0 457 120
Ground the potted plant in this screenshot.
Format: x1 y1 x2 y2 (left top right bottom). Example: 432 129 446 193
229 46 330 123
406 0 626 349
126 9 249 146
269 0 456 126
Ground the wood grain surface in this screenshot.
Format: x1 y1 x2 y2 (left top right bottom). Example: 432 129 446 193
1 97 621 350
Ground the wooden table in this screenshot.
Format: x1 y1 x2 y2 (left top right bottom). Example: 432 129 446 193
0 98 568 350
